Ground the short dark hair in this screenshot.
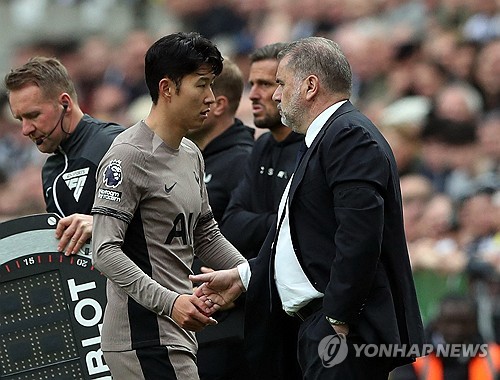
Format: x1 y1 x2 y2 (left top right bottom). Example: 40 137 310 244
249 42 287 63
145 32 224 104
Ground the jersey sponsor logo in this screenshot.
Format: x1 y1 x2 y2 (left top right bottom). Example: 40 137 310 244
164 182 177 194
63 168 89 202
204 173 212 183
97 188 122 202
103 160 122 188
165 212 199 245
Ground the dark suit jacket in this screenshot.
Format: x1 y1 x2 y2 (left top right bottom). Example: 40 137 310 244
244 101 425 378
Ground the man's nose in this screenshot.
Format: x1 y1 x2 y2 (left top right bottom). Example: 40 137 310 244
21 120 35 136
248 85 260 101
272 87 281 102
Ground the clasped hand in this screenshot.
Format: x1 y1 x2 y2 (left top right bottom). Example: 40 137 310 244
171 267 244 332
190 267 245 315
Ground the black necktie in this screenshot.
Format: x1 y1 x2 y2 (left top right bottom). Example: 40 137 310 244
294 140 308 170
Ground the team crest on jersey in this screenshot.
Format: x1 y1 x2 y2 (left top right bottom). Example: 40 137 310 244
103 159 123 188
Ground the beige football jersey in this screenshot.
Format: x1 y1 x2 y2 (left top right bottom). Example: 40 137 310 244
92 121 245 353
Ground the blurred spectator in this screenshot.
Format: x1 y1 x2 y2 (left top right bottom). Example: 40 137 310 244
421 194 459 241
381 124 424 176
0 164 45 220
462 0 500 43
477 110 500 188
9 39 58 70
165 0 250 56
382 41 423 109
472 38 500 112
448 40 481 83
331 20 396 111
0 91 42 184
418 117 454 193
463 188 500 345
379 95 430 175
392 293 500 380
286 0 338 41
411 59 449 99
103 29 152 104
440 120 484 201
458 189 499 268
73 34 113 112
380 95 431 129
432 81 484 123
471 200 500 276
88 83 130 126
411 193 468 324
400 173 434 244
417 116 491 200
401 173 468 323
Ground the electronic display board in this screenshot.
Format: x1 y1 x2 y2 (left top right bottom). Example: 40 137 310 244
0 214 110 379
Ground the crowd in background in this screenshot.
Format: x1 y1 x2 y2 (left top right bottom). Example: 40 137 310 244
0 0 499 351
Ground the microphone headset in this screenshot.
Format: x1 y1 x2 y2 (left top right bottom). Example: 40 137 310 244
35 102 68 146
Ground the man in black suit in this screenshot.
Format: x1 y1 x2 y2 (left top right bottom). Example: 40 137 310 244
191 36 425 379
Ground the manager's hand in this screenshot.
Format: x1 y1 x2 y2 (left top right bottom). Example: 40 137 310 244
55 213 92 256
190 268 245 313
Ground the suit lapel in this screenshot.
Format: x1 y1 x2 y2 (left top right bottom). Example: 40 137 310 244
288 102 355 201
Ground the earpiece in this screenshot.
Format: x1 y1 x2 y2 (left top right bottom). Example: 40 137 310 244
34 102 68 145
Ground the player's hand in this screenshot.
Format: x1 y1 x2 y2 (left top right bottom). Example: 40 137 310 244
171 294 218 332
55 214 92 256
190 268 244 313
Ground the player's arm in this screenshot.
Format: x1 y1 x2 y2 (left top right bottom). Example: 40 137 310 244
92 213 216 331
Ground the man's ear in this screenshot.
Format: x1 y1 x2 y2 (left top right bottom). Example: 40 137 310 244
211 95 227 116
159 78 173 99
305 75 319 100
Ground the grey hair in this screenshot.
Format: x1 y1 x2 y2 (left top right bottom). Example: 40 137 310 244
277 37 352 96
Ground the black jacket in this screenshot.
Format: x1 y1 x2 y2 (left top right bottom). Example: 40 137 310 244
42 114 124 216
245 101 425 378
202 118 254 223
220 130 303 258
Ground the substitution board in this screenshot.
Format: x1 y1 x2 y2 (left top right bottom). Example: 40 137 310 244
0 213 110 380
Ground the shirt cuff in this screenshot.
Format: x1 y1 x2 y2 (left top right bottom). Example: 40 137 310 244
237 262 251 291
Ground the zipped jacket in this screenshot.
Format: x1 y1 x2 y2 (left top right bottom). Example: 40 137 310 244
42 114 124 216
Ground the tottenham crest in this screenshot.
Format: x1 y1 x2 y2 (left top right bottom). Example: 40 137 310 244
103 159 122 188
